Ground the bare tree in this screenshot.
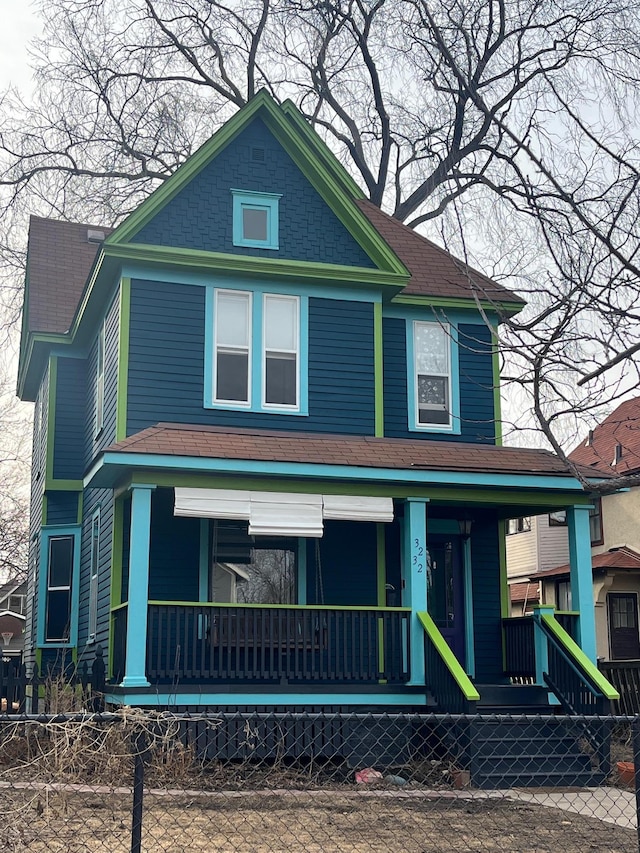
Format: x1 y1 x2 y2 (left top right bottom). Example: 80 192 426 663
2 0 640 486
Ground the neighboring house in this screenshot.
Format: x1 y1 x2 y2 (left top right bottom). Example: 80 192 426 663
0 580 27 663
18 91 606 720
506 397 640 661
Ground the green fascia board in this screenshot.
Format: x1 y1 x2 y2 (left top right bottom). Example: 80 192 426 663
105 91 408 281
393 294 524 316
102 242 407 291
417 611 480 701
540 613 619 700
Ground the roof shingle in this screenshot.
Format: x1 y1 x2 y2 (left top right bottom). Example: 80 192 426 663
569 398 640 476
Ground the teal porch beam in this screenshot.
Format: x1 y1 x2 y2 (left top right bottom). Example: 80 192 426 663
403 498 429 686
120 484 156 688
567 504 597 662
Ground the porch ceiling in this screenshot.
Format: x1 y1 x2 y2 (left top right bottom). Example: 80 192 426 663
85 424 596 504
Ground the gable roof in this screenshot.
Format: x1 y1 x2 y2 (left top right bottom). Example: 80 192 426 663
536 546 640 578
25 217 113 334
357 201 524 307
569 397 640 476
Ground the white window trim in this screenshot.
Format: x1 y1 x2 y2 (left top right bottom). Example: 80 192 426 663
213 289 252 408
262 294 300 411
412 320 453 431
88 510 100 643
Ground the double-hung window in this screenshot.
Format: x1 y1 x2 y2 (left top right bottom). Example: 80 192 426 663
39 527 80 646
209 288 304 414
410 320 458 432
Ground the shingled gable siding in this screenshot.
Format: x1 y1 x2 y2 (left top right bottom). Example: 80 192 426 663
53 357 87 480
131 118 375 268
382 317 496 443
77 487 114 662
470 515 503 682
83 292 120 471
127 279 375 436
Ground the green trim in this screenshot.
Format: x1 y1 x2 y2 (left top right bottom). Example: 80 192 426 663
540 613 619 700
108 496 124 677
45 480 84 492
376 524 386 608
42 494 48 526
103 242 406 290
374 301 384 437
492 342 502 446
127 471 590 508
110 602 128 613
44 356 57 486
106 92 407 280
147 600 410 612
498 519 509 619
393 294 523 315
116 278 131 442
417 611 480 701
280 100 365 199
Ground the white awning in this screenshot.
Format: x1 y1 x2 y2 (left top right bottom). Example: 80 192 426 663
174 488 251 520
249 492 323 538
322 495 393 523
174 488 393 534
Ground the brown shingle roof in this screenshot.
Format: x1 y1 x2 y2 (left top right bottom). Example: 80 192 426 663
26 216 113 334
104 423 578 477
357 200 524 305
509 581 540 604
536 547 640 578
569 398 640 476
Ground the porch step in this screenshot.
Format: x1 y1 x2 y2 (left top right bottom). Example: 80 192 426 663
475 683 551 711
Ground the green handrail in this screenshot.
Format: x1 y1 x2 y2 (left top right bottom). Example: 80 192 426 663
540 614 619 700
417 611 480 702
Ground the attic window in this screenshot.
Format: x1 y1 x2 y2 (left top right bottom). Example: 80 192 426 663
250 147 266 163
231 189 281 250
87 229 105 243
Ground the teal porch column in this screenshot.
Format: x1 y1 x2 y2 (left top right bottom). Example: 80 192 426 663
120 484 156 688
567 504 597 662
402 498 429 686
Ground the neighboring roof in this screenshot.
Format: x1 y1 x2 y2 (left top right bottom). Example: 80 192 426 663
26 216 114 334
0 580 26 603
357 200 524 306
103 423 580 477
508 581 540 604
536 546 640 579
569 398 640 476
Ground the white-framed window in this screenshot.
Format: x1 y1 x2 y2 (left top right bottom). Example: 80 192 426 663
214 290 252 405
506 517 531 535
95 321 105 436
88 510 100 642
263 294 299 409
231 189 281 250
412 321 452 429
556 580 572 611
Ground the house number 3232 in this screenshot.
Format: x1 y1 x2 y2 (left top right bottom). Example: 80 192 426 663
413 539 424 573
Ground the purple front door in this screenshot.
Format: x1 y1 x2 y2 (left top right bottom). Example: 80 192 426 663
427 536 465 664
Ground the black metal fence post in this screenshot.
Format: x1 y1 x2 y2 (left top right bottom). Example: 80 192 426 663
131 729 146 853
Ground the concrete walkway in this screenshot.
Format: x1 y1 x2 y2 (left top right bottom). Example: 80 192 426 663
505 788 637 830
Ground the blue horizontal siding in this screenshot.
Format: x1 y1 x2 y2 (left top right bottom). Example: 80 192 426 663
306 521 377 607
127 280 375 436
383 317 496 443
46 492 79 526
77 487 114 661
471 516 503 682
84 293 119 471
132 118 375 269
148 489 200 601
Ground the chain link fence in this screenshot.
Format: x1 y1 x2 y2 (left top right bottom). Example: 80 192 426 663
0 709 638 852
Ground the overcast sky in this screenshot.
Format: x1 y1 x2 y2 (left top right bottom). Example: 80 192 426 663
0 2 40 93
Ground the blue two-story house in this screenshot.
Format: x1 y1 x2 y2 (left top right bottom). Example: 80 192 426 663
18 92 616 740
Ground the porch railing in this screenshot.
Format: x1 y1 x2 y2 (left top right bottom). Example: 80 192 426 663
598 661 640 715
418 611 479 713
502 612 579 680
139 603 411 685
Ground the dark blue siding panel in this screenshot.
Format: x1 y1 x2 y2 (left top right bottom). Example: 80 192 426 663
53 358 87 480
306 521 377 607
132 118 375 268
127 281 375 436
84 291 119 470
383 317 496 443
46 492 79 526
471 516 503 682
149 489 200 602
78 487 114 661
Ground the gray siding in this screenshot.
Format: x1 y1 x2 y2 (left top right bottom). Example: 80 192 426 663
83 291 120 471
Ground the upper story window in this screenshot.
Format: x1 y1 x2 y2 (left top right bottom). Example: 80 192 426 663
231 189 281 250
506 517 531 535
208 287 306 415
408 320 460 433
589 499 603 545
548 510 567 526
95 321 105 436
8 595 24 614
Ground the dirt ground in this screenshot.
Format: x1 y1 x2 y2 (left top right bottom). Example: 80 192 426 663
0 788 636 853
